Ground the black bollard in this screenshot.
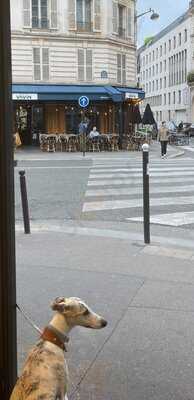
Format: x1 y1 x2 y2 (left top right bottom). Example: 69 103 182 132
142 143 150 244
19 170 30 234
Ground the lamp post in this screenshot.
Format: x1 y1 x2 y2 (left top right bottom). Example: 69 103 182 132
135 8 159 21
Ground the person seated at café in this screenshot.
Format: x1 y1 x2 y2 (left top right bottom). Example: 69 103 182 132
89 126 100 139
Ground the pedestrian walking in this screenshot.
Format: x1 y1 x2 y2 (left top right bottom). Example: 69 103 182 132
158 121 169 158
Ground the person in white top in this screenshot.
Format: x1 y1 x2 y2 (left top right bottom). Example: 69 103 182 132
89 126 100 139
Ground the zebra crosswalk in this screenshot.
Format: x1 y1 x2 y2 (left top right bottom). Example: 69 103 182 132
82 157 194 226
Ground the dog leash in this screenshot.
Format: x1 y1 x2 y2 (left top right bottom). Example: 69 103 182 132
16 303 43 335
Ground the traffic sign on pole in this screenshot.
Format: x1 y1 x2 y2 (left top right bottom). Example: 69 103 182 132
78 96 89 108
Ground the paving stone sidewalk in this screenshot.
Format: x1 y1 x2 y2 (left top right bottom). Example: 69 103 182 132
16 222 194 400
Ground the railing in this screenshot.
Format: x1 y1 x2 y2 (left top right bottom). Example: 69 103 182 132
77 21 93 32
32 18 49 29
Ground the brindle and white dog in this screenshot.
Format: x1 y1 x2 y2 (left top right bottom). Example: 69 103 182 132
10 297 107 400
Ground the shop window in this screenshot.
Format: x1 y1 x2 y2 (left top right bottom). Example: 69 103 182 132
78 48 93 81
33 47 49 81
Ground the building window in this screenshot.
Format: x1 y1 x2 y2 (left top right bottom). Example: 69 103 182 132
32 0 48 28
156 79 158 91
118 4 126 38
179 32 182 46
160 111 162 121
178 90 181 104
164 60 167 72
164 93 166 105
160 78 162 90
156 48 158 59
117 53 126 84
168 92 171 105
23 0 57 29
149 53 151 63
152 81 155 91
156 64 158 74
169 39 171 51
146 83 148 93
146 55 148 65
164 76 166 88
160 62 162 73
152 50 155 61
78 48 92 81
168 110 171 121
173 36 176 49
173 91 176 104
149 67 151 78
185 29 187 42
149 82 151 93
164 42 166 54
77 0 92 31
33 47 49 81
160 45 162 57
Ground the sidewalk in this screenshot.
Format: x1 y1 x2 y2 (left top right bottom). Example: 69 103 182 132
16 220 194 400
14 142 184 163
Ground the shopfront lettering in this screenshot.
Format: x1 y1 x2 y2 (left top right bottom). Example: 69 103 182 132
12 93 38 101
125 93 139 99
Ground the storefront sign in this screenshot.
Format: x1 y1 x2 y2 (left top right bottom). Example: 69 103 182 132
125 93 139 99
78 96 89 108
12 93 38 101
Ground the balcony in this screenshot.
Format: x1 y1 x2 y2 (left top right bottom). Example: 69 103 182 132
118 27 126 39
77 21 92 33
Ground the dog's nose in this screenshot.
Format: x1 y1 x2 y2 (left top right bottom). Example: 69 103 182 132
101 319 107 327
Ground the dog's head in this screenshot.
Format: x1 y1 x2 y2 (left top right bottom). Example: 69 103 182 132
51 297 107 329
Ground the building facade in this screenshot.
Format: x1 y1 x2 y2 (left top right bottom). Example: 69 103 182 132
10 0 144 144
138 1 194 125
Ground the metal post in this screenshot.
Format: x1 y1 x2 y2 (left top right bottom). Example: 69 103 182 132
0 0 17 398
118 103 123 149
142 143 150 244
19 170 31 234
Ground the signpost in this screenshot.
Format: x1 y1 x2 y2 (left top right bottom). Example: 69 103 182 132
142 143 150 244
78 96 89 108
78 96 90 157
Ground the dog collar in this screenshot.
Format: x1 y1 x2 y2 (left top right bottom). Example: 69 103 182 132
41 325 69 352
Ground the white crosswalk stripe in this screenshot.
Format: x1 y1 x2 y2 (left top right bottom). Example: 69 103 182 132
82 157 194 226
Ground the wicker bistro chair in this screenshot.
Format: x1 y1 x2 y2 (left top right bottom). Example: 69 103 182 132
110 135 119 151
67 135 79 152
59 135 68 152
39 134 49 152
46 135 57 152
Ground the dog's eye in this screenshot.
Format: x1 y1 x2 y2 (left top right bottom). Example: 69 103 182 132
83 309 90 316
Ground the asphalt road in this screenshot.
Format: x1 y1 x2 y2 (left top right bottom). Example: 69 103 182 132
14 146 194 230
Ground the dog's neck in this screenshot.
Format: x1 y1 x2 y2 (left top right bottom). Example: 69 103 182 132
49 312 71 335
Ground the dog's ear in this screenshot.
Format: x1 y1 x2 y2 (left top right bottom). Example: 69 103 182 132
51 297 67 312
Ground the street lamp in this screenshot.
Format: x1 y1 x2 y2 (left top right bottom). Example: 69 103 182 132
135 8 159 21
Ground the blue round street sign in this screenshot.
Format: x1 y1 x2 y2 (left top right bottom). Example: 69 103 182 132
78 96 89 108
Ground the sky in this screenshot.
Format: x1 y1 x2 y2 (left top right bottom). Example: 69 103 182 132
137 0 189 46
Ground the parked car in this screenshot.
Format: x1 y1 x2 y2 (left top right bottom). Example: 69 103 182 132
188 123 194 136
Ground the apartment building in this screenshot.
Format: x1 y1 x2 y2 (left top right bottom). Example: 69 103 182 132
138 1 194 125
10 0 144 144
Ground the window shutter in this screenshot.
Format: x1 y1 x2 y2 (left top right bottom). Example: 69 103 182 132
33 48 41 80
50 0 57 28
112 1 118 34
68 0 76 30
23 0 31 27
127 7 131 37
78 49 85 81
86 49 92 81
117 53 121 84
122 54 126 84
42 48 49 81
94 0 101 31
